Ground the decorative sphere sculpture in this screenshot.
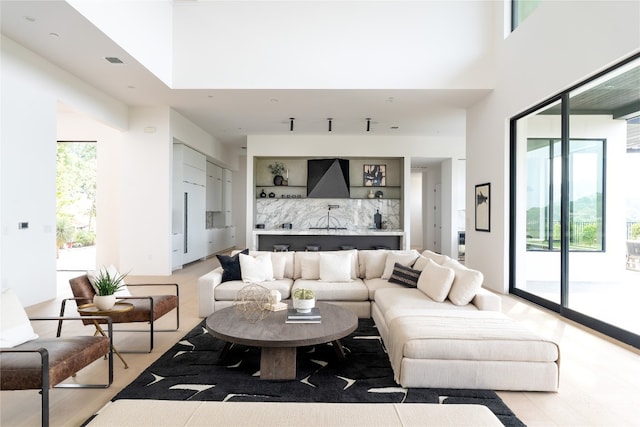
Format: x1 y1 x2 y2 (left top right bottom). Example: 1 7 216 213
233 284 271 323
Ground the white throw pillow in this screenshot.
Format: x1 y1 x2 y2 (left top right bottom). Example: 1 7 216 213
319 252 353 282
239 253 274 283
87 265 131 296
381 252 420 280
442 259 484 306
417 259 455 302
0 288 39 348
363 251 389 279
417 250 450 266
300 256 320 280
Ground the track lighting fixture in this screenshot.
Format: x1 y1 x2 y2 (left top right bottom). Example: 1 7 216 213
289 117 295 132
366 118 371 132
328 118 333 132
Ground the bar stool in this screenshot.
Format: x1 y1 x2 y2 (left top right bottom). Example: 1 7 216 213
305 245 320 252
273 244 290 252
340 245 355 250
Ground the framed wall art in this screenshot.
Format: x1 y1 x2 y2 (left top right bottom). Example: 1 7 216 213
363 164 386 186
475 182 490 232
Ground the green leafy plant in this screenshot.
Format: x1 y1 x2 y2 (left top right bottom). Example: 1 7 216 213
268 161 286 176
293 288 315 300
94 269 128 296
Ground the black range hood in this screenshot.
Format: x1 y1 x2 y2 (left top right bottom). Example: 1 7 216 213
307 158 350 198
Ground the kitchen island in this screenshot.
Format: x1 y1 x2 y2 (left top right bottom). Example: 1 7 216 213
252 228 405 251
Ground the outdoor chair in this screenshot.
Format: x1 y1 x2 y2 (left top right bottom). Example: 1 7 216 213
57 274 179 352
0 289 113 427
627 240 640 271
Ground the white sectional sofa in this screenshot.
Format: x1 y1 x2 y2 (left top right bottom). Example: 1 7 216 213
198 248 560 391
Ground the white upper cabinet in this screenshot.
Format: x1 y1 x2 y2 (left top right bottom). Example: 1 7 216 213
206 161 223 212
223 168 233 226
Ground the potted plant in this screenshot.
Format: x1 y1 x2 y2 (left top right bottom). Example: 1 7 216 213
268 161 287 186
93 269 128 310
292 288 315 313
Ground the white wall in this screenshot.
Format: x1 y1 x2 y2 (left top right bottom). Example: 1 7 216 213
466 1 640 293
1 35 128 306
409 171 423 250
172 1 494 89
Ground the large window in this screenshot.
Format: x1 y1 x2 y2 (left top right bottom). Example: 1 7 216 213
526 138 605 252
511 54 640 349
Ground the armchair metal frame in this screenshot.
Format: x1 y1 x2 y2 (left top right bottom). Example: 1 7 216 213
57 281 180 353
0 316 113 427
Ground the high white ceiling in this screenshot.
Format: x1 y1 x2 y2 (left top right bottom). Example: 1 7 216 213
0 0 493 165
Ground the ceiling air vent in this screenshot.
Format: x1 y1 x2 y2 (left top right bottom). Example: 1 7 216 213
105 57 124 64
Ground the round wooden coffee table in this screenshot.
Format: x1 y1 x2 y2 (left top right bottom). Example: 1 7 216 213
206 302 358 380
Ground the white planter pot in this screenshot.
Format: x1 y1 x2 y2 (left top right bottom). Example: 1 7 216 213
94 294 116 311
293 298 315 313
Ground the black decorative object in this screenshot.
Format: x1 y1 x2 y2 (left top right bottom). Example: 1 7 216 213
307 158 350 198
374 209 382 229
375 190 384 198
364 164 386 186
259 189 266 198
475 182 490 232
273 175 284 186
268 192 275 198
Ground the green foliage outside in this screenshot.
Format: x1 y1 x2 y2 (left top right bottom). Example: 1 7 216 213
56 142 97 249
631 223 640 240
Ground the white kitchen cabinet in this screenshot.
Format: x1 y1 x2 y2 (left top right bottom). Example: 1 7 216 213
172 233 183 270
173 144 207 267
206 162 223 212
223 168 233 226
183 180 206 264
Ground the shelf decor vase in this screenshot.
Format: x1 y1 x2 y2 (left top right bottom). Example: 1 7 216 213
273 175 284 186
93 294 116 311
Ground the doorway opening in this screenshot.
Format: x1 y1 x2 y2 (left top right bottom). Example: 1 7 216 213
56 141 97 271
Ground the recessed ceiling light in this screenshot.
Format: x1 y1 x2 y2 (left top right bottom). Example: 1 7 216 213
127 85 136 89
390 126 399 130
270 98 279 103
24 16 36 22
49 32 59 38
105 57 124 64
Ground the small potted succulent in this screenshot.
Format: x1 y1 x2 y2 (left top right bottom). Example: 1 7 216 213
93 269 128 310
292 288 315 313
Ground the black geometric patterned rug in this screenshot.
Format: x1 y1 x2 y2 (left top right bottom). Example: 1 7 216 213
113 319 525 426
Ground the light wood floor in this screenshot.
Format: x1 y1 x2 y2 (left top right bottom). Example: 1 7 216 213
2 257 639 427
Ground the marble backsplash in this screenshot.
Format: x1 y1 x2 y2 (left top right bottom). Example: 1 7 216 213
255 198 401 230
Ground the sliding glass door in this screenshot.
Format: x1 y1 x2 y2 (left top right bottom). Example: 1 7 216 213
511 55 640 348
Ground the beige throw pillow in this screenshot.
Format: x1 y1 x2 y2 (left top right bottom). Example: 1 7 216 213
442 258 484 306
417 259 455 302
319 252 353 282
381 252 420 279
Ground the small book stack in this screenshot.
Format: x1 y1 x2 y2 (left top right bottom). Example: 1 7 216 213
285 307 322 324
265 302 288 311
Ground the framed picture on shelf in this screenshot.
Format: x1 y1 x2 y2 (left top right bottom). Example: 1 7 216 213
363 164 386 187
475 182 490 232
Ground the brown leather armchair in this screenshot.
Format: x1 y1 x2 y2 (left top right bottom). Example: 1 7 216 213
57 274 179 352
1 316 113 427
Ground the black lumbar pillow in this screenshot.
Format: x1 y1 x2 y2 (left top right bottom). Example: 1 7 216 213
216 249 249 282
387 262 420 288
